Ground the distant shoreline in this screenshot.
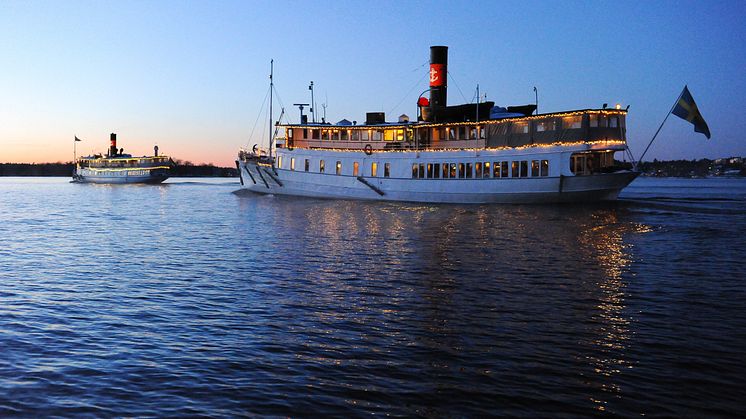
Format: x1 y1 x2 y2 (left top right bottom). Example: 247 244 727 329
2 158 743 178
0 163 238 177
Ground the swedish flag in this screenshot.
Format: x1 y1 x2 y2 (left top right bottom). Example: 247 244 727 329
672 86 710 139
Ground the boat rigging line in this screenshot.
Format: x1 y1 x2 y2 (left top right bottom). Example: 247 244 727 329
387 70 427 118
447 70 470 104
245 85 271 151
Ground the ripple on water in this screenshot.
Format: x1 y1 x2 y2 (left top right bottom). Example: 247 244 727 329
0 177 745 416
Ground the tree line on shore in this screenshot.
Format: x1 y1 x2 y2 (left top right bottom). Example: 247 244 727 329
636 158 745 177
0 161 238 177
2 158 743 178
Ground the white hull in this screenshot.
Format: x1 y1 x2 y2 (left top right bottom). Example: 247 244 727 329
236 147 638 204
73 169 169 184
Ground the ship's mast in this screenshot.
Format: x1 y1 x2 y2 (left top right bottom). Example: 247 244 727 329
269 59 274 162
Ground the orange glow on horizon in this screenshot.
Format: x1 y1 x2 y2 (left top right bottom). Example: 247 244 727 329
3 136 241 167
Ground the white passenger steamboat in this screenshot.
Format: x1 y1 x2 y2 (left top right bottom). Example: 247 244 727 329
73 133 173 184
236 46 638 203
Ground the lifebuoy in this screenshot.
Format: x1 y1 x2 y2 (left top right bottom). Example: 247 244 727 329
363 144 373 155
252 144 258 153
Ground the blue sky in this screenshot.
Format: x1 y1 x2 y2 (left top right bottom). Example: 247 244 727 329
1 0 744 165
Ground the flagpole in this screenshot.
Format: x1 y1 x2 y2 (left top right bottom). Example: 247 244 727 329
636 89 684 168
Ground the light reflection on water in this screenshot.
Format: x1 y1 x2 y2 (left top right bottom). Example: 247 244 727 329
0 177 745 417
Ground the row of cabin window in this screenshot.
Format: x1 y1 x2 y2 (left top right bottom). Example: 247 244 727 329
289 126 486 142
290 128 407 142
279 156 392 177
516 115 622 134
290 115 622 141
411 160 550 179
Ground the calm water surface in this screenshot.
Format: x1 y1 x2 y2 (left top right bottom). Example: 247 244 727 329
1 176 745 417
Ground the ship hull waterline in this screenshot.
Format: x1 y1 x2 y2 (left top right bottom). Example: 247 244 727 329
237 160 638 204
71 172 170 184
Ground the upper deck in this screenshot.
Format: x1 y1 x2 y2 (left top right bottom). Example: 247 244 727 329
78 155 172 169
280 109 627 152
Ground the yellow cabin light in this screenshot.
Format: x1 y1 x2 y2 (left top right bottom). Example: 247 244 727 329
615 104 621 110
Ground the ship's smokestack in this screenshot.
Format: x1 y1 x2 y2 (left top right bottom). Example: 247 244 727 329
109 133 117 157
429 46 448 108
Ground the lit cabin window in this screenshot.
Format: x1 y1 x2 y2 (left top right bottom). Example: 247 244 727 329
384 130 395 141
305 159 310 171
353 161 359 176
513 122 529 134
278 156 283 168
427 163 434 178
511 161 519 177
384 163 390 177
442 163 450 178
448 128 456 140
531 160 539 177
450 163 457 178
563 116 582 129
332 130 340 141
483 162 491 178
319 160 325 173
541 160 549 176
371 162 378 177
351 130 359 141
535 120 555 132
475 162 482 177
469 127 477 140
291 158 295 171
458 163 466 178
412 164 418 178
287 129 294 139
479 126 486 139
493 161 501 177
312 129 320 139
336 161 342 175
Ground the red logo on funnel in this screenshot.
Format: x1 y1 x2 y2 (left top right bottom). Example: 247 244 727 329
430 64 444 87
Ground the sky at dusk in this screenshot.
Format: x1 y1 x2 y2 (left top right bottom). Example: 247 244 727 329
1 0 744 167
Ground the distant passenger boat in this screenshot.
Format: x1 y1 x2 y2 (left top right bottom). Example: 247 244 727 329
236 46 639 203
73 133 174 184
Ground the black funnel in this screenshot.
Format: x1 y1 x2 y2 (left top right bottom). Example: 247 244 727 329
429 46 448 108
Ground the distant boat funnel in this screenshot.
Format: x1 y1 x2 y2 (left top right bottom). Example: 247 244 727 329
110 133 117 157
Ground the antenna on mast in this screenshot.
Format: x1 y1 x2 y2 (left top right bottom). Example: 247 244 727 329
269 59 274 162
476 84 480 122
